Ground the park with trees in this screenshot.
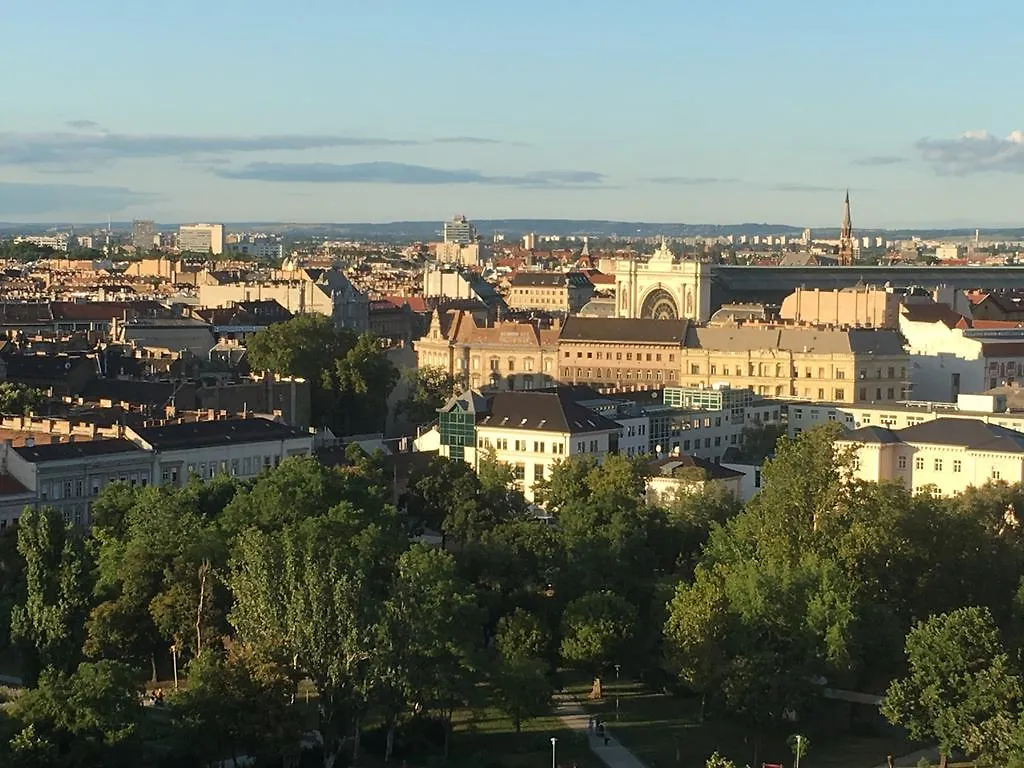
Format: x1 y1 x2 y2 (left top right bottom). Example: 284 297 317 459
2 423 1024 767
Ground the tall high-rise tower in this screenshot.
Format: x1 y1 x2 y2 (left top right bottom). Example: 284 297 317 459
839 190 854 266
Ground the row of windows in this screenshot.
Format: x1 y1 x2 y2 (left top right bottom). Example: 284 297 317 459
898 456 964 473
565 368 677 381
471 358 553 373
480 437 566 455
568 350 676 363
41 472 150 501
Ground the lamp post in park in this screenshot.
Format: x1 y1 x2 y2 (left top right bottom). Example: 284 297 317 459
614 664 621 721
550 737 557 768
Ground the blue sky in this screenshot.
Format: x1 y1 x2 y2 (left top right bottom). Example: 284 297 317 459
3 0 1024 227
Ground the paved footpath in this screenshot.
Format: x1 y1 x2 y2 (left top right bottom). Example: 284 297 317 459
554 692 649 768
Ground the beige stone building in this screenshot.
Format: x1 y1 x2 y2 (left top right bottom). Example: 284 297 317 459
779 285 972 329
557 318 909 405
507 272 594 314
780 286 903 328
413 310 559 391
837 419 1024 496
557 317 689 388
198 267 368 332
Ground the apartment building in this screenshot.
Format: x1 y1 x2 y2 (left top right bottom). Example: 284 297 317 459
558 317 689 389
507 272 594 314
414 309 559 391
178 223 225 255
131 417 313 487
900 304 1024 402
0 416 314 530
198 267 369 333
435 388 620 502
786 392 1024 438
556 318 908 405
837 419 1024 496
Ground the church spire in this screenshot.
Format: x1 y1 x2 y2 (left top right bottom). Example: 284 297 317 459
839 189 854 266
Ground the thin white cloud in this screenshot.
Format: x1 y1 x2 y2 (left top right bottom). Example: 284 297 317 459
852 155 907 167
643 176 738 185
0 128 509 169
215 161 609 188
917 130 1024 175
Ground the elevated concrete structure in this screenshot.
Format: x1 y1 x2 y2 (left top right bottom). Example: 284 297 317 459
710 265 1024 310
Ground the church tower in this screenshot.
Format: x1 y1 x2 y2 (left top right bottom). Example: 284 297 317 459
839 190 854 266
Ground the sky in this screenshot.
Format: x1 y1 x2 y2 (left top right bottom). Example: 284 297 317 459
3 0 1024 228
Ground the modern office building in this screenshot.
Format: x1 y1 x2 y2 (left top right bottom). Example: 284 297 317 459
132 220 156 251
178 223 225 255
443 215 477 245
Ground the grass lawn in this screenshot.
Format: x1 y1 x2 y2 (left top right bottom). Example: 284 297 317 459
448 705 602 768
569 679 916 768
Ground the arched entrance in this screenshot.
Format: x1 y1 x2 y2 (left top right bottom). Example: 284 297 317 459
640 288 678 319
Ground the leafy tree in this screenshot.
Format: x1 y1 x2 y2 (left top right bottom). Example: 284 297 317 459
705 753 738 768
495 608 547 663
882 607 1022 768
218 455 352 536
396 365 456 425
0 524 25 651
85 485 228 674
330 333 399 434
11 660 143 767
490 657 552 735
246 314 398 433
171 646 302 767
10 507 92 684
372 545 477 760
560 590 636 676
0 383 46 415
403 456 483 543
229 504 406 768
245 313 349 383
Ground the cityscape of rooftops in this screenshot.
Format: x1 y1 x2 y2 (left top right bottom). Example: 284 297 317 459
2 2 1024 767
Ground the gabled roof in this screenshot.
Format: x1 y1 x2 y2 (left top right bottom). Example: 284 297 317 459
478 389 620 434
438 389 489 416
560 317 690 344
900 303 964 328
649 453 744 481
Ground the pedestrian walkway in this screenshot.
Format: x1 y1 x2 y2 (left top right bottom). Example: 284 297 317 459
554 692 648 768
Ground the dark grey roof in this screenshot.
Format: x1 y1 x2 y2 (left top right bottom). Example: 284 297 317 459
512 272 566 288
844 425 902 444
560 317 690 344
14 438 142 463
649 454 744 481
897 418 1024 453
133 418 305 450
478 390 620 434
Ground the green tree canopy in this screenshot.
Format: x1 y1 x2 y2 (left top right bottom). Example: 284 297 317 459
883 607 1023 768
10 507 92 684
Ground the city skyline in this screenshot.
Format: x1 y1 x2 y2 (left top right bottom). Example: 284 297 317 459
3 0 1024 226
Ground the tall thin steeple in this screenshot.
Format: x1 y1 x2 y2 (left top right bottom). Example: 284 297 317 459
839 189 854 266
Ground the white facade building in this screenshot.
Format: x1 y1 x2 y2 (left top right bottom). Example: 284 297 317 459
179 223 225 255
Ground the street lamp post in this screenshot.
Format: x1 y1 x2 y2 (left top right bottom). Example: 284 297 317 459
614 665 621 721
794 735 803 768
170 644 179 690
550 737 558 768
